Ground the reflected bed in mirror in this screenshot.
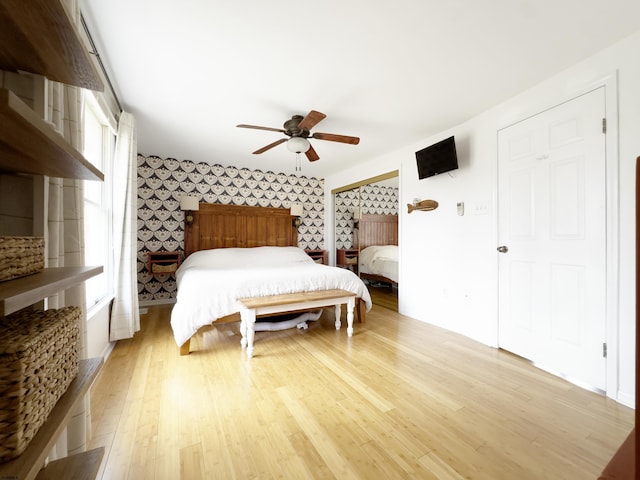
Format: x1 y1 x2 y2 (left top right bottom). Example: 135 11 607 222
359 215 398 285
358 213 398 311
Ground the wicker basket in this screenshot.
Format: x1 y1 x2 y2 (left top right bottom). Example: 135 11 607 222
0 307 80 462
152 263 177 273
0 236 45 282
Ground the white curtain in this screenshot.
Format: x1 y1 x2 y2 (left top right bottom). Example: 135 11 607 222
110 112 140 340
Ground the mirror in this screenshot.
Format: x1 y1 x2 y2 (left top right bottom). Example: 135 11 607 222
333 171 399 311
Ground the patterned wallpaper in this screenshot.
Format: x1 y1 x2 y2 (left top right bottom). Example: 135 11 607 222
137 154 325 303
335 184 399 250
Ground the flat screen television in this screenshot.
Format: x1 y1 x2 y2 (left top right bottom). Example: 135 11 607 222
415 136 458 179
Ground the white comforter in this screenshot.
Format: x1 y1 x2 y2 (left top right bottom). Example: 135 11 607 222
170 246 372 346
359 245 399 283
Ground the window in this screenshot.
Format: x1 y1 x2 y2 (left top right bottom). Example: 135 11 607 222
82 93 115 310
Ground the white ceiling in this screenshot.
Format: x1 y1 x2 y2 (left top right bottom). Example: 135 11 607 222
80 1 640 178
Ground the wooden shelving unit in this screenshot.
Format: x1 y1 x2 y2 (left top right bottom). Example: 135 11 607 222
0 358 104 480
0 88 103 181
0 2 106 478
0 0 103 91
0 266 104 479
598 156 639 478
0 266 103 316
36 447 104 480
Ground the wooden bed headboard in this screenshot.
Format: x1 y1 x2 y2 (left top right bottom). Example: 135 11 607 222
359 214 398 250
184 203 298 257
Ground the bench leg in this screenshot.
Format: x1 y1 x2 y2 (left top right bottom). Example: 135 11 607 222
346 297 355 337
240 309 256 358
334 298 355 336
239 314 247 348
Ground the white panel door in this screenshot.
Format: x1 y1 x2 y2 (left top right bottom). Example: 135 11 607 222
497 88 606 390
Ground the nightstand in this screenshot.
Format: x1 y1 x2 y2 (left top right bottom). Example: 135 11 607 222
305 249 328 265
147 251 182 275
336 248 359 274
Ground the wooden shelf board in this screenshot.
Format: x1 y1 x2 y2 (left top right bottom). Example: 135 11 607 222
0 88 104 181
0 0 103 91
35 447 104 480
0 266 103 316
0 358 103 480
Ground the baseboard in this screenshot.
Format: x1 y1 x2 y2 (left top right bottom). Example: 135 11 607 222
101 341 116 361
616 391 635 409
139 298 176 307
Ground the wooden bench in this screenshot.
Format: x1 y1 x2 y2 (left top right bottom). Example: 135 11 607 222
237 289 361 358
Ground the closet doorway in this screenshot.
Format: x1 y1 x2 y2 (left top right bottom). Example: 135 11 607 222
333 171 399 311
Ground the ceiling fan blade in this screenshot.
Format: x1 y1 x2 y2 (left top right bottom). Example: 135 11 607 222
305 144 320 162
237 124 286 133
297 110 326 131
312 132 360 145
253 138 287 154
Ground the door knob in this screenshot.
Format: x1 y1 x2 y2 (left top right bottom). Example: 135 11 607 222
497 246 509 253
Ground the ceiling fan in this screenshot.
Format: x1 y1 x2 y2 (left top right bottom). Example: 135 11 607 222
236 110 360 162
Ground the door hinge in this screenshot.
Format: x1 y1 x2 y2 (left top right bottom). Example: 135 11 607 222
602 118 607 134
602 342 607 358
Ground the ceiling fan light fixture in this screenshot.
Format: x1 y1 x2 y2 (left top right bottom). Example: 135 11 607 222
286 137 310 153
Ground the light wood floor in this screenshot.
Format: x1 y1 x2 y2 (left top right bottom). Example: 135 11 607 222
367 282 398 311
89 304 633 479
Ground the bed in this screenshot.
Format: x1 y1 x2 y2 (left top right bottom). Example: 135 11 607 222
359 244 399 284
171 203 372 354
358 213 398 285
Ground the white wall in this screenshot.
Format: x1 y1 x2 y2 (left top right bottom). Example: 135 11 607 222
325 29 640 406
87 302 114 359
